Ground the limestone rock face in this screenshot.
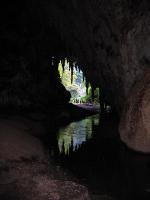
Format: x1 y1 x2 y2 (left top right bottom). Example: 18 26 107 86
119 70 150 153
0 117 46 161
1 0 150 113
1 0 150 151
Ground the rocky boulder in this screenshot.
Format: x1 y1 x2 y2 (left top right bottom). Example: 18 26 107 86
119 69 150 153
0 115 90 200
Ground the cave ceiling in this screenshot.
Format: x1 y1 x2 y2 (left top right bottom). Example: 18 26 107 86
1 0 150 112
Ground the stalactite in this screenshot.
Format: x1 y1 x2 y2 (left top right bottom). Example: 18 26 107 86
51 56 54 67
55 57 59 68
54 58 60 80
83 73 85 82
74 61 77 68
75 64 78 71
69 60 71 71
61 59 65 72
67 58 69 64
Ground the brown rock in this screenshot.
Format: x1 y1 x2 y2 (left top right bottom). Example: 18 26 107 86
0 161 90 200
0 117 46 161
119 70 150 153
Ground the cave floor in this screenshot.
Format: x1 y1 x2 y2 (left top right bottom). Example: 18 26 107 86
47 113 150 200
0 110 150 200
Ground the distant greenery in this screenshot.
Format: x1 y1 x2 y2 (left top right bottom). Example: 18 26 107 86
81 86 99 104
58 59 99 104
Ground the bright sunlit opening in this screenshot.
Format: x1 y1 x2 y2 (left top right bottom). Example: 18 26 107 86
58 59 100 105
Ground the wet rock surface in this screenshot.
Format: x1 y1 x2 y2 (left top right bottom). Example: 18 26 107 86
0 161 90 200
0 115 90 200
119 70 150 153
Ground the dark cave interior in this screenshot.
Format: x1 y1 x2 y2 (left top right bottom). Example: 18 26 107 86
0 0 150 200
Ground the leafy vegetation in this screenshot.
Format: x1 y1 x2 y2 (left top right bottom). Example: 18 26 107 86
58 59 99 104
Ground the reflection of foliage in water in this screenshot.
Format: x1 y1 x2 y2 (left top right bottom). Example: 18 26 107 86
57 115 99 154
58 127 72 155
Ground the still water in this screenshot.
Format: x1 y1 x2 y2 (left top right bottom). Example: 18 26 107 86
49 114 150 200
57 114 99 154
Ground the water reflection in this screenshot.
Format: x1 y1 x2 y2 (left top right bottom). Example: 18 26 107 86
57 114 99 154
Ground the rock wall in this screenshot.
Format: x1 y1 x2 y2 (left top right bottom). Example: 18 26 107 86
0 1 70 110
0 0 150 151
119 70 150 153
0 0 149 111
41 0 150 112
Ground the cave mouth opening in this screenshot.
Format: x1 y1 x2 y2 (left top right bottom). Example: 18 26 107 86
58 59 100 107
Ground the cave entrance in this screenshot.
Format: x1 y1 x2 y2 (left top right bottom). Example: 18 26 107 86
58 59 100 107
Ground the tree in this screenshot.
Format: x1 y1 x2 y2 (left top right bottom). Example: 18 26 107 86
58 60 99 104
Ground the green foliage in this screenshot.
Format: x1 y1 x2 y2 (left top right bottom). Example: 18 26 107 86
58 60 100 104
81 85 92 103
80 86 100 104
58 60 86 101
